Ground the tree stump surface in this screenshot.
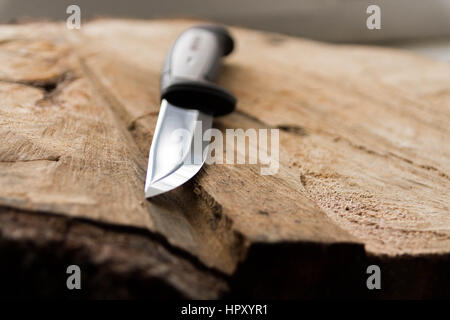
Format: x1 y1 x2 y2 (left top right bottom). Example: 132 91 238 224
0 19 449 298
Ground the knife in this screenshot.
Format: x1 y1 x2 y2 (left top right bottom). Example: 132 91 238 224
145 25 236 198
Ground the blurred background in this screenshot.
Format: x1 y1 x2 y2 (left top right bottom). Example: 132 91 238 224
1 0 449 60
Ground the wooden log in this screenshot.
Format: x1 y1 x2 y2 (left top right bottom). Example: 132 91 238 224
0 19 449 298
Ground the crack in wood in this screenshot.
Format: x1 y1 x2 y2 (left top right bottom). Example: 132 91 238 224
0 72 76 98
387 152 450 181
127 111 160 131
0 156 61 163
277 124 308 136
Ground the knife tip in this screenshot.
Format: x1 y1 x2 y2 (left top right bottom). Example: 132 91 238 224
145 185 165 198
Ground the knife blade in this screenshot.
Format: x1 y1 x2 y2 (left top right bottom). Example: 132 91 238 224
145 25 236 198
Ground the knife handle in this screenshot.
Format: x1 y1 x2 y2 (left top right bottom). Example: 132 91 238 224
160 25 236 116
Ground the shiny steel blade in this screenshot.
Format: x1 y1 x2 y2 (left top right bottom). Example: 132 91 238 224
145 99 212 198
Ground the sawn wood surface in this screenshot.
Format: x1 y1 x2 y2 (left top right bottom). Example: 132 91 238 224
0 19 449 298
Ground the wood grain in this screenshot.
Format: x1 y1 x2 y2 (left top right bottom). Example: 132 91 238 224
0 19 449 298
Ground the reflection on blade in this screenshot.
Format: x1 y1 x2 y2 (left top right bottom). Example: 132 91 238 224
145 99 212 198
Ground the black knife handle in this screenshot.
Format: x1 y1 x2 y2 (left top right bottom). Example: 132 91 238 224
160 25 236 116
